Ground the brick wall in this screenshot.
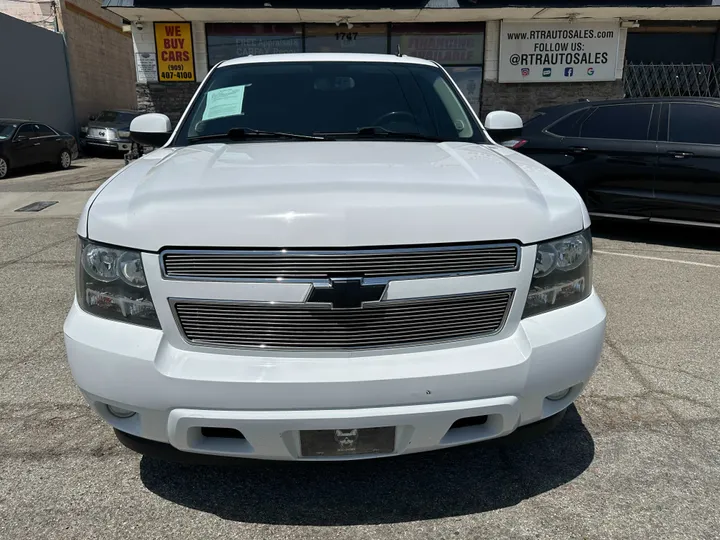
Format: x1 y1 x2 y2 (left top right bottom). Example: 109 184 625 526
58 0 135 125
0 0 55 31
480 80 625 121
136 82 200 123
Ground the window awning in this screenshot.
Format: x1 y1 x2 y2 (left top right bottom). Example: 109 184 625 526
103 0 720 23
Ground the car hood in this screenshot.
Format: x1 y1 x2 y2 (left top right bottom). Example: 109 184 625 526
86 121 131 130
83 141 588 251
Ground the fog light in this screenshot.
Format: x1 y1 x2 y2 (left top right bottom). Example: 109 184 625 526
546 388 572 401
107 405 136 418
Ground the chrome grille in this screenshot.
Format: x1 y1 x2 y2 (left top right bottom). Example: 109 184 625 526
172 291 513 350
162 244 520 280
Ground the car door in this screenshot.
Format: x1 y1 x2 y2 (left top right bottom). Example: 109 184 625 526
556 102 659 219
10 124 38 168
653 101 720 225
33 124 63 163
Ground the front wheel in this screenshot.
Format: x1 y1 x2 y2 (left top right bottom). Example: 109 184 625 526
0 156 9 179
58 149 72 170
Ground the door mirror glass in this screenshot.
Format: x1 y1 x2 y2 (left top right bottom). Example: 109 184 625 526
130 113 172 147
484 110 523 143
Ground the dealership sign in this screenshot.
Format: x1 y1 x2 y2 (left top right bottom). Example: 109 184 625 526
154 22 196 82
499 21 620 83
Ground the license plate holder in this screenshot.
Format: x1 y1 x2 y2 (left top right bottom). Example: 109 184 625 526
299 427 396 457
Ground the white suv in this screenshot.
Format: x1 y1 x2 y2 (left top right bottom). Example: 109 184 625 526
64 53 606 462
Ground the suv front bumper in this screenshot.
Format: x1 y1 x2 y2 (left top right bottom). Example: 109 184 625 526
64 292 606 461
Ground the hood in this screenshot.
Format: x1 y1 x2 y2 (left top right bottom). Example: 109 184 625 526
84 141 587 251
87 120 131 130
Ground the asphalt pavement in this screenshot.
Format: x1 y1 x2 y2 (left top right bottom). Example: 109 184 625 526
1 160 719 539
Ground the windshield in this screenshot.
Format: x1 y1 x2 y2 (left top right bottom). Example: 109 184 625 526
95 111 138 124
173 61 487 145
0 123 18 140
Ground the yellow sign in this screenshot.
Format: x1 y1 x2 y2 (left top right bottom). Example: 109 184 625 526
154 22 195 82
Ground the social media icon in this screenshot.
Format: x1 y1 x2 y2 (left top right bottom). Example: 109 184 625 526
564 67 574 77
587 67 595 76
542 68 552 77
521 67 530 77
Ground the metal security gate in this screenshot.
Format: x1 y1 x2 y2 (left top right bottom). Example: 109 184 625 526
624 62 720 99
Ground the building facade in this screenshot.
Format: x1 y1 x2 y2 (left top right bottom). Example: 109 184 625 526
1 0 136 129
102 0 720 121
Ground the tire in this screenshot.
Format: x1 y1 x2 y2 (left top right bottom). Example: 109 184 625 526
0 156 9 179
58 149 72 170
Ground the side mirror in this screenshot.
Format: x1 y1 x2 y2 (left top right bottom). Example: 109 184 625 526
14 135 28 143
130 113 172 147
484 111 524 144
89 115 97 121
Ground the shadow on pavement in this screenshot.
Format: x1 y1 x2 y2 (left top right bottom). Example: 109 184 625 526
592 219 720 251
139 405 594 525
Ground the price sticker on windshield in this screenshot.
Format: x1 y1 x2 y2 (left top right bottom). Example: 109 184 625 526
202 84 251 121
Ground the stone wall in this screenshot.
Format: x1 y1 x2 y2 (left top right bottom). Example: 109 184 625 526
58 0 136 126
480 80 625 122
136 82 200 123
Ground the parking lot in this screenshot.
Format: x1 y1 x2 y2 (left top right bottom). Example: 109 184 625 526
1 160 719 539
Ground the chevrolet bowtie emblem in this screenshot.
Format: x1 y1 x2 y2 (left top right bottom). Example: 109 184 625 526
307 278 386 309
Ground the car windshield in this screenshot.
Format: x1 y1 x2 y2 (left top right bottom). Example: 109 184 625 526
0 123 18 140
95 111 138 124
173 61 487 145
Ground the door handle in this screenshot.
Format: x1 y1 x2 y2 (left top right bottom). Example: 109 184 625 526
569 146 589 153
668 151 693 159
33 143 41 146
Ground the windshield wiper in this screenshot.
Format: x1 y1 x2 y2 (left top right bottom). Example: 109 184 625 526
316 126 445 142
187 127 327 144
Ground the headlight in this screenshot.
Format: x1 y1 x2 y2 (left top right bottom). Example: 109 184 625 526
76 238 160 328
523 229 592 318
118 130 131 138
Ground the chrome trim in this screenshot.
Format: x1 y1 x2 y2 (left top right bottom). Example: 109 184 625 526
168 289 515 351
159 243 521 283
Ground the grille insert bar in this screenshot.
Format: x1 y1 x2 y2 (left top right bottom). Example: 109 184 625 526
162 244 520 281
173 291 513 350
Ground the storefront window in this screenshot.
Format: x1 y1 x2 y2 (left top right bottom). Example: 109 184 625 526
305 24 388 54
390 24 485 65
206 24 303 67
391 24 485 111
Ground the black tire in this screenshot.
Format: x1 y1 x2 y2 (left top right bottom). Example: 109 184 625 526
0 156 9 179
58 149 72 170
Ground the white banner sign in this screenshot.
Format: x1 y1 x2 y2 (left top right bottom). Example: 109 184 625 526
499 21 620 83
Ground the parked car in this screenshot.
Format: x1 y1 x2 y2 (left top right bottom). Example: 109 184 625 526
494 97 720 227
0 118 78 179
64 53 606 463
80 110 139 155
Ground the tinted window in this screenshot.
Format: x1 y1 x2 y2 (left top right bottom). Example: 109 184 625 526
580 104 653 140
669 103 720 145
95 111 138 124
34 124 55 137
546 109 590 137
0 123 18 140
175 61 486 145
17 124 35 138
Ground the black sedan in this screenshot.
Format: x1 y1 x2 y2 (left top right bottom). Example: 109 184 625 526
0 119 78 179
80 110 139 155
497 97 720 227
